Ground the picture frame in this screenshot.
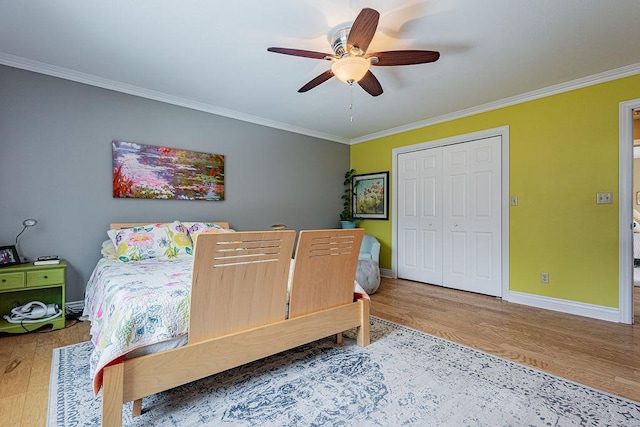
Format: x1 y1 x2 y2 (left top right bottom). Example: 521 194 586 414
353 171 389 220
0 245 21 268
112 141 225 201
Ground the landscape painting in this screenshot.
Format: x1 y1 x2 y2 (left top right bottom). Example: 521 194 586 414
112 141 225 201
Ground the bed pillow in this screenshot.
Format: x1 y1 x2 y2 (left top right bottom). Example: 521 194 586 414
101 240 116 259
182 222 234 243
107 221 193 262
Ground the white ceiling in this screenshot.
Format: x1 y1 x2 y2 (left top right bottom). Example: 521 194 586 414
1 0 640 144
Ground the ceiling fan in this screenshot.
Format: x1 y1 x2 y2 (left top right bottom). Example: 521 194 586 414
267 7 440 97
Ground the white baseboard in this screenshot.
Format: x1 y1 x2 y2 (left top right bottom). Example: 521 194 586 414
507 291 619 323
380 268 393 278
65 300 84 313
66 282 617 322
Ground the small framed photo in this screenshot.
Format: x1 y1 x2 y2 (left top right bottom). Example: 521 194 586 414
353 171 389 220
0 245 20 268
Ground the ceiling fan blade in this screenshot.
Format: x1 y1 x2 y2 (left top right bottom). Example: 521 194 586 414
368 50 440 66
358 70 383 97
267 47 333 60
298 70 334 92
347 8 379 53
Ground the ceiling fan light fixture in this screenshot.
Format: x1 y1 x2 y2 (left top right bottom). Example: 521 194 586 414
267 8 438 96
331 56 370 84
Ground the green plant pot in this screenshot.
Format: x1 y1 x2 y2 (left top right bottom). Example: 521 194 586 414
340 220 357 229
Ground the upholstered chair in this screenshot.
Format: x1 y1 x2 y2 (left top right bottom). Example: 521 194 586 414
357 234 381 294
358 234 381 265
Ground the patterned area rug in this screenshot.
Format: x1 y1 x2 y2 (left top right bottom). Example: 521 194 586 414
48 317 640 426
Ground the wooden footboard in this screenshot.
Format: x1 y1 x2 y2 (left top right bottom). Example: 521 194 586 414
289 228 365 317
101 229 369 427
188 230 296 342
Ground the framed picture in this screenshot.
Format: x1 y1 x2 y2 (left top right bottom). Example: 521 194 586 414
353 171 389 220
112 141 225 201
0 245 20 267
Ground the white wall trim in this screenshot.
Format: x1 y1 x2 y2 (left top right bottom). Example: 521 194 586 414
507 291 620 323
618 99 640 324
2 52 638 146
0 52 349 145
380 268 393 278
391 126 510 299
65 300 84 312
352 63 640 145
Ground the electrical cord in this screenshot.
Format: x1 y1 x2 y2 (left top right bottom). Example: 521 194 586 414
2 301 79 333
18 318 80 333
3 302 63 324
65 307 83 321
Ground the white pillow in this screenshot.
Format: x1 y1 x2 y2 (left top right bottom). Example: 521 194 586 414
101 240 116 259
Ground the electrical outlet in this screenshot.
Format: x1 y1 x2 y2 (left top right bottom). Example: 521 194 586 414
541 272 549 283
596 192 613 204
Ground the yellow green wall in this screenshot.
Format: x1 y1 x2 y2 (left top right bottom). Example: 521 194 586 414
352 74 640 308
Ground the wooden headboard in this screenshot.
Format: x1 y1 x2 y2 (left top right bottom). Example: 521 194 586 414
109 222 230 230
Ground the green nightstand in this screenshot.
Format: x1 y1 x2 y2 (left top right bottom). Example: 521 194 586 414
0 260 67 333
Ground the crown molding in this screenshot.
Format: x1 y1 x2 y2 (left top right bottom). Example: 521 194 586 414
0 53 349 145
350 62 640 145
2 52 637 147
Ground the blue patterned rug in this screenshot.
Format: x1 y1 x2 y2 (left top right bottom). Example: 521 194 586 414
48 317 640 426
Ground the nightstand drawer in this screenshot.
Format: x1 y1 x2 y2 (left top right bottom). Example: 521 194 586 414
0 272 25 290
26 269 64 287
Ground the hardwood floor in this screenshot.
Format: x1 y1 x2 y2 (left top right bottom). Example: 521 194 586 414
1 281 639 426
370 278 640 403
0 320 90 427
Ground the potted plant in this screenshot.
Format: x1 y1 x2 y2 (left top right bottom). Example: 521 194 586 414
340 169 358 228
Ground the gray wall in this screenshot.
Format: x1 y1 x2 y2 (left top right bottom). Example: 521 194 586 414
0 65 350 301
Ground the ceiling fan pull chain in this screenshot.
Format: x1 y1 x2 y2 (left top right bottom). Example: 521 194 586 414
349 83 354 122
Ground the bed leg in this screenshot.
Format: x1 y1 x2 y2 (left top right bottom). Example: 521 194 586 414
336 332 343 344
132 398 143 417
356 298 370 346
102 363 124 427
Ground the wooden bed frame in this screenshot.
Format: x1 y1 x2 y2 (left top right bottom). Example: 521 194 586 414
100 226 369 426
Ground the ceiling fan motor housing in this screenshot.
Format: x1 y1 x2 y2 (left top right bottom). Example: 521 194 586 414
331 27 354 57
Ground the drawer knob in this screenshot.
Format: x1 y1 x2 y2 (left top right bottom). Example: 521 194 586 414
1 279 5 283
44 275 48 279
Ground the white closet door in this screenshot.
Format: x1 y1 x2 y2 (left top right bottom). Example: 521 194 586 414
397 149 443 284
442 136 502 296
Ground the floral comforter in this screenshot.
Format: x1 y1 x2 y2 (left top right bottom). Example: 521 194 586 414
83 257 194 394
83 256 369 394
